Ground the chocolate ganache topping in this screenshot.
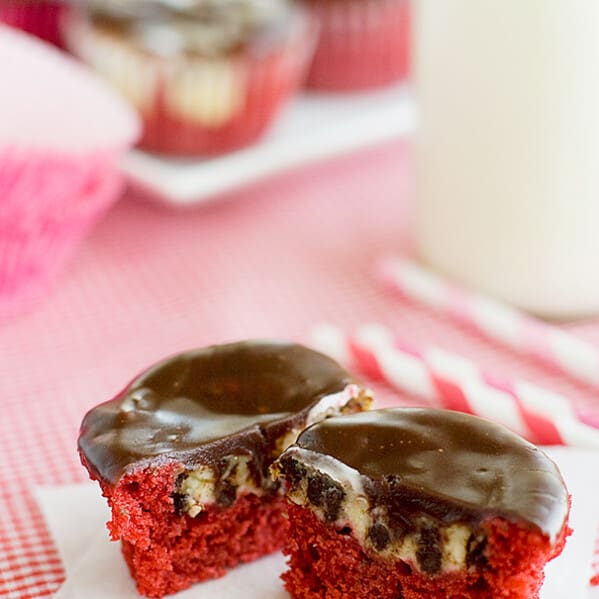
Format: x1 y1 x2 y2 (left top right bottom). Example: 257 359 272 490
288 409 569 541
79 341 355 485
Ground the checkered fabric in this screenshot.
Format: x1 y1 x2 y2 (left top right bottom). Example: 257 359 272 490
1 141 598 597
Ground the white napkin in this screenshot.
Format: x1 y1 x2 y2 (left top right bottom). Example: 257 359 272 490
35 448 599 599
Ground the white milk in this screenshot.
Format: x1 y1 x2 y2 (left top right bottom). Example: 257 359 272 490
413 0 599 319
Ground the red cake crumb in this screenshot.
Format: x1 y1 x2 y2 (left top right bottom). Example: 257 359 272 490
92 462 288 598
282 503 571 599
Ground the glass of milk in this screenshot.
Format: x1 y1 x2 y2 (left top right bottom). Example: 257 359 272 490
413 0 599 319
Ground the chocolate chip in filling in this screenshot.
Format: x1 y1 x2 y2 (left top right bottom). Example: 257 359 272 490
306 474 345 523
417 526 443 574
367 522 391 551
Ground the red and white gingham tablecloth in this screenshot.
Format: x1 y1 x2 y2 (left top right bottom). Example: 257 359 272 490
1 141 599 597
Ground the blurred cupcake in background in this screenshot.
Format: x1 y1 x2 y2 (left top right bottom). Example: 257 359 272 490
0 25 139 315
64 0 317 156
0 0 68 47
303 0 410 91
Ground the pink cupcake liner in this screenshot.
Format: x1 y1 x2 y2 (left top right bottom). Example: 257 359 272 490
0 148 118 223
304 0 410 91
0 26 140 314
64 7 317 156
0 169 123 314
0 0 68 47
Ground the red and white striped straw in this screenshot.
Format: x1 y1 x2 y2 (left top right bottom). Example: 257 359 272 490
375 255 599 391
592 528 599 586
311 323 599 449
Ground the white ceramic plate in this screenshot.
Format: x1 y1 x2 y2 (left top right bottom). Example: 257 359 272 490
120 84 416 207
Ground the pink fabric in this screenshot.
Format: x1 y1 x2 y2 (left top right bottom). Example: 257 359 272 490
1 140 599 597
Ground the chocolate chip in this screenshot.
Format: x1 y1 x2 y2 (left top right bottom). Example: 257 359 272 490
416 527 442 574
385 509 411 540
306 474 345 522
368 522 390 551
216 481 237 507
173 473 188 515
280 457 307 488
466 533 488 569
307 475 326 507
172 492 188 515
322 484 345 522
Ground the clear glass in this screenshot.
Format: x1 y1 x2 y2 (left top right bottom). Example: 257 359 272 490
413 0 599 319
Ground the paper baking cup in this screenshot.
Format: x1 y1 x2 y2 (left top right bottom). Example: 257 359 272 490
0 165 123 316
0 26 139 314
65 8 317 156
304 0 410 91
0 1 68 46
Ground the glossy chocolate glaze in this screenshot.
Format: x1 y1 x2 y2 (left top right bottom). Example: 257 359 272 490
79 341 354 484
290 408 569 541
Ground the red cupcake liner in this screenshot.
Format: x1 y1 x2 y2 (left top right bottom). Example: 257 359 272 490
64 8 317 156
0 0 68 47
144 39 316 156
304 0 410 91
0 165 123 316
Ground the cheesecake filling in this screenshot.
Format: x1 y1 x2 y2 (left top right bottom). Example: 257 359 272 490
176 385 372 517
177 454 262 516
273 448 489 576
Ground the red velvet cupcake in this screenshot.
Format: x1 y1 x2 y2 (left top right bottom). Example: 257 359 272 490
303 0 410 91
64 0 316 156
273 408 571 599
0 0 67 46
78 341 371 598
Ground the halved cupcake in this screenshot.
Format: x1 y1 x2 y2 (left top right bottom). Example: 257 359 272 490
273 408 571 599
